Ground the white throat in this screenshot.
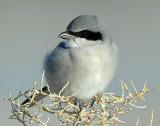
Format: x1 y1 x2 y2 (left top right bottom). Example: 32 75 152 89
64 38 102 48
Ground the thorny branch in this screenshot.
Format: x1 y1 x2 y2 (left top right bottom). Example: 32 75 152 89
5 71 155 126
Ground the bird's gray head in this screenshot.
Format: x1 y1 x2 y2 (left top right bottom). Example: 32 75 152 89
59 15 107 47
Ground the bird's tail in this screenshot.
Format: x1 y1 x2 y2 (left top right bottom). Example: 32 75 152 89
21 86 49 107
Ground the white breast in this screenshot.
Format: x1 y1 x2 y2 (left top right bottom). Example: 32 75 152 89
44 41 118 101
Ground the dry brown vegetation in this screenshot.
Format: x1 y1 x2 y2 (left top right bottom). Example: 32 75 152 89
5 71 155 126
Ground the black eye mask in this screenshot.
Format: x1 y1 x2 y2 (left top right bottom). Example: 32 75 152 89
68 30 103 41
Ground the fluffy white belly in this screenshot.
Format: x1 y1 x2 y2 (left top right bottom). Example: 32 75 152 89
44 43 118 101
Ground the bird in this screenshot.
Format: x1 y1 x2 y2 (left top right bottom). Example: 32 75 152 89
21 15 118 107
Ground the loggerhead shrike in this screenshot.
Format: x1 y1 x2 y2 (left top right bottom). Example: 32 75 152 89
22 15 118 107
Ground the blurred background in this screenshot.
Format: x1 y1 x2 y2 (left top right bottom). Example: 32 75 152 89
0 0 160 125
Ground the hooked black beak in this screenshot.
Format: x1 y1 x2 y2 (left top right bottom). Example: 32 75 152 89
59 31 72 40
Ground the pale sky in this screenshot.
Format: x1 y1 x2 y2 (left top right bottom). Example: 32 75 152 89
0 0 160 125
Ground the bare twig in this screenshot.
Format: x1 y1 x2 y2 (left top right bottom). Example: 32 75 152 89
5 73 154 126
